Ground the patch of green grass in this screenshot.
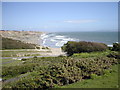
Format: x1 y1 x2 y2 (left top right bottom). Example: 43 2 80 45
1 50 49 57
73 50 111 58
3 60 22 67
58 64 119 88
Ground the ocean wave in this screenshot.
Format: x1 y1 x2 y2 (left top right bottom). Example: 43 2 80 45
50 39 57 42
55 37 77 47
107 45 113 47
41 33 78 48
55 41 68 47
55 35 65 38
43 39 46 45
41 33 49 39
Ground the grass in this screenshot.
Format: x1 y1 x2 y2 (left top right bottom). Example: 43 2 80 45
3 60 22 67
72 50 111 58
1 50 51 57
2 50 119 89
2 58 22 67
58 64 119 88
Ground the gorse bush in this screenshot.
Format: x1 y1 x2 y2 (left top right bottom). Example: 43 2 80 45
2 55 118 89
107 51 120 59
61 41 108 56
112 43 120 51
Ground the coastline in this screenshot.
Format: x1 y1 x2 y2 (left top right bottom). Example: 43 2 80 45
0 30 65 56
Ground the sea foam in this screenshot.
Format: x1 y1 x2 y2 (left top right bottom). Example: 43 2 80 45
41 33 77 48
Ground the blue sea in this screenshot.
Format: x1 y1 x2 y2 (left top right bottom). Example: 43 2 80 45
41 32 118 48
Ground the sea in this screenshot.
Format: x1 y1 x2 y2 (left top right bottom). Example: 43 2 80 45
40 32 118 48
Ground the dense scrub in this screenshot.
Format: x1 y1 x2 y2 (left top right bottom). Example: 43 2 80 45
1 36 37 49
61 41 108 56
112 43 120 51
2 52 118 89
107 51 120 60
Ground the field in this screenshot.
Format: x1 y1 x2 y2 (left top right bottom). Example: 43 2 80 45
1 50 119 89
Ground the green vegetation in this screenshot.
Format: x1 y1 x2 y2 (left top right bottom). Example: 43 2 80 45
2 50 43 57
1 36 37 49
112 43 120 51
2 58 22 67
1 40 119 89
107 51 120 59
61 41 108 56
59 64 119 88
72 50 111 58
2 50 119 89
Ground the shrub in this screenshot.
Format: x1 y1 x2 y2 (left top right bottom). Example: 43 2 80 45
107 51 120 59
90 74 98 79
61 41 108 56
2 53 118 89
112 43 120 51
21 58 27 61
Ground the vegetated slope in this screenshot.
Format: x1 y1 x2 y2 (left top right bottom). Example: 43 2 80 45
1 36 37 49
2 51 118 89
0 30 43 45
59 64 119 88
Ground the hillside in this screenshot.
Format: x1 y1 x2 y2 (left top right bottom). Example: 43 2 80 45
0 30 44 45
2 51 119 88
1 36 37 49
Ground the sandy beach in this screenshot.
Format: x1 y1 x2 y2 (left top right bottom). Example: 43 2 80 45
40 48 66 56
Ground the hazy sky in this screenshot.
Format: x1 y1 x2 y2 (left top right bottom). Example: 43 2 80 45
2 2 118 32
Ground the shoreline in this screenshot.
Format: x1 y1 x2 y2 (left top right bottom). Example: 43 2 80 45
0 30 65 56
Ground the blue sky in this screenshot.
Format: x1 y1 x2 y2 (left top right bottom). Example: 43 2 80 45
2 2 118 32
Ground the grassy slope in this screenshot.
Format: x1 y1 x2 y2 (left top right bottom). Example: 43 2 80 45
1 36 37 49
59 64 119 88
2 50 119 88
2 50 41 57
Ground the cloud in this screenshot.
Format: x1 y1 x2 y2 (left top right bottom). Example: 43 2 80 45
63 20 96 23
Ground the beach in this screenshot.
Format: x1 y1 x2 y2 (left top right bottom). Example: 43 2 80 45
0 30 65 57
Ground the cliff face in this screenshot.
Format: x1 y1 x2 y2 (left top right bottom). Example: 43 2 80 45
0 30 44 45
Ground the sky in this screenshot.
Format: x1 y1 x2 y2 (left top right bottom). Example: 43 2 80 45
2 2 118 32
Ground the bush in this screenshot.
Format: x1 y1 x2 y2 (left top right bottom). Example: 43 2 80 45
21 58 27 61
61 41 108 56
2 56 118 89
112 43 120 51
2 54 118 89
107 51 120 59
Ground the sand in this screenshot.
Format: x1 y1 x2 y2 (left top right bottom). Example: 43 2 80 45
41 48 66 56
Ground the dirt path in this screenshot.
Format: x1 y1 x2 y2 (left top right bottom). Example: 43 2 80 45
2 60 16 64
